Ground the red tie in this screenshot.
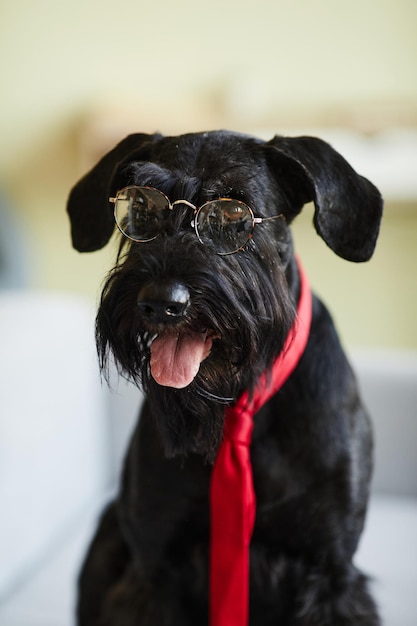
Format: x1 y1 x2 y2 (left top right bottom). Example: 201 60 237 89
209 260 312 626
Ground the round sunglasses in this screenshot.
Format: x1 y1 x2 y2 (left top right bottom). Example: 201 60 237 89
110 185 284 256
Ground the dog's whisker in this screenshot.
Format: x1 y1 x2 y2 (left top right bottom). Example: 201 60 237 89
193 384 235 404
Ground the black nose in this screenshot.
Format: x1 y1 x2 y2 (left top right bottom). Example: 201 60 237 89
137 281 190 324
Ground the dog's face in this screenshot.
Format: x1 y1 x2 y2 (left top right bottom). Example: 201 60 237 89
67 130 382 459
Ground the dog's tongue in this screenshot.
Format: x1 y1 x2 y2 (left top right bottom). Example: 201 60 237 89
150 331 212 389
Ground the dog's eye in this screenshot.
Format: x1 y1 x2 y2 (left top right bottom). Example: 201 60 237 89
194 199 254 254
223 205 246 222
114 186 171 242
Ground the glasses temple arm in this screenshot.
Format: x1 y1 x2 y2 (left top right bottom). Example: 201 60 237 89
254 214 286 224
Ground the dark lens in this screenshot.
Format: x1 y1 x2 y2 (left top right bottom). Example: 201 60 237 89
195 199 253 254
114 187 171 242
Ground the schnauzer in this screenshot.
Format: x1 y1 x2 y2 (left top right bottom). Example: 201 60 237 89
67 130 383 625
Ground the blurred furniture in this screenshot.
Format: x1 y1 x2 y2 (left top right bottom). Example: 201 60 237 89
0 291 416 625
0 194 32 289
351 349 417 623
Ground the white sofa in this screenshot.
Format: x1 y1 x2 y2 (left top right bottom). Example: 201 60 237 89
0 291 416 626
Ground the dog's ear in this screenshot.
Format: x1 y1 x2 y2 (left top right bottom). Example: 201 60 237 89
267 135 383 262
67 133 160 252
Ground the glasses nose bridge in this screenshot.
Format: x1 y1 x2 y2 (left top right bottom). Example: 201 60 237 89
171 198 197 213
165 198 198 237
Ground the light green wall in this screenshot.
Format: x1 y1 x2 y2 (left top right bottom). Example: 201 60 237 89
1 0 417 175
291 203 417 350
0 0 416 350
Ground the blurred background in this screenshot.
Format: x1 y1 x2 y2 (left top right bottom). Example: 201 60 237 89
0 1 416 625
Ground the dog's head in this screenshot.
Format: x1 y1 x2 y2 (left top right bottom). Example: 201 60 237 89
67 130 382 459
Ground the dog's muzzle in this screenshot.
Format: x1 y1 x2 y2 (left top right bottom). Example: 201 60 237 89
136 280 215 389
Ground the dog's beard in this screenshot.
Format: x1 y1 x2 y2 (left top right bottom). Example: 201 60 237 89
96 237 295 462
145 361 236 462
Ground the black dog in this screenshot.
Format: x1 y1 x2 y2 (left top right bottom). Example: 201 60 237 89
67 130 383 625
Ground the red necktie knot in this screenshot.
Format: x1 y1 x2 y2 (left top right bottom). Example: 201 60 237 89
223 400 253 445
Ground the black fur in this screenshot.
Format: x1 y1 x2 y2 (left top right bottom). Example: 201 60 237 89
67 130 383 625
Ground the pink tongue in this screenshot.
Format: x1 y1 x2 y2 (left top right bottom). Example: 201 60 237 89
150 331 212 389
